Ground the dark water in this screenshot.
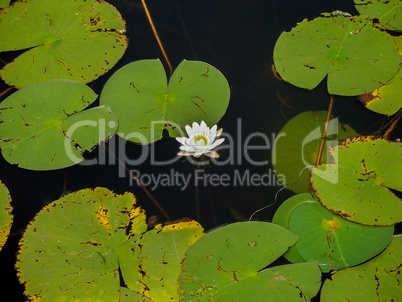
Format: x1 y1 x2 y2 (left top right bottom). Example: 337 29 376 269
0 0 399 300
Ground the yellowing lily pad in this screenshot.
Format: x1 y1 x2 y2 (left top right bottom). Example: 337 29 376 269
119 287 154 302
311 136 402 226
17 188 145 301
100 59 230 143
0 0 127 88
357 36 402 115
272 111 358 194
0 180 12 250
321 234 402 302
17 187 204 301
274 14 401 96
121 221 204 301
0 80 118 170
354 0 402 31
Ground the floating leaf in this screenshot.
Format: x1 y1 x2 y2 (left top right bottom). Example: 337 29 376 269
275 194 394 273
0 80 118 170
178 221 322 301
16 188 146 301
311 136 402 226
273 14 401 96
121 221 204 301
17 187 204 301
0 0 10 9
321 235 402 302
119 287 154 302
272 111 358 193
100 59 230 143
358 36 402 115
272 193 314 263
0 180 12 250
354 0 402 32
0 0 127 88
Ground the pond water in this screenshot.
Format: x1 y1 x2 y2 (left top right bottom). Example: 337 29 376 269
0 0 400 300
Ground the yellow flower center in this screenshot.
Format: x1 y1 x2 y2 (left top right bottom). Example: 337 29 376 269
194 132 208 146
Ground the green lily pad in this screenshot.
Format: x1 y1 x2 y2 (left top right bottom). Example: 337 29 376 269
311 136 402 226
100 59 230 143
321 234 402 302
0 80 118 170
282 195 394 273
178 221 322 301
0 0 10 9
0 0 127 88
357 36 402 115
273 14 401 96
354 0 402 32
0 180 12 250
272 193 315 263
272 111 358 194
120 220 204 301
17 188 147 301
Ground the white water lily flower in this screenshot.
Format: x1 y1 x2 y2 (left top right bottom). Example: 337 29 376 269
176 121 224 158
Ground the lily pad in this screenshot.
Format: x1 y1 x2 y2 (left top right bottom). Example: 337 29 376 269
273 14 401 96
100 59 230 143
0 0 9 9
321 234 402 302
354 0 402 32
120 221 204 301
0 80 118 170
311 136 402 226
0 0 127 88
357 36 402 115
280 194 393 272
0 180 12 250
17 188 204 301
272 111 358 194
16 188 146 301
178 221 322 301
119 287 154 302
272 193 315 263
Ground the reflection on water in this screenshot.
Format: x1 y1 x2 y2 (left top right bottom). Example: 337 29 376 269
0 0 399 300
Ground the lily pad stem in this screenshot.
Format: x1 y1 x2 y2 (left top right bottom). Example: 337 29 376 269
315 95 334 167
141 0 173 76
383 110 402 139
0 87 13 99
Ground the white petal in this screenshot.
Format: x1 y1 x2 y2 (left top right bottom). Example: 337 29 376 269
185 124 193 136
200 121 208 130
210 137 225 149
176 137 187 144
180 145 195 152
209 125 217 141
192 122 200 130
193 152 203 158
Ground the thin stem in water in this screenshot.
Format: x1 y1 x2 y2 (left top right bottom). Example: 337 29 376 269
315 95 334 167
141 0 173 76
